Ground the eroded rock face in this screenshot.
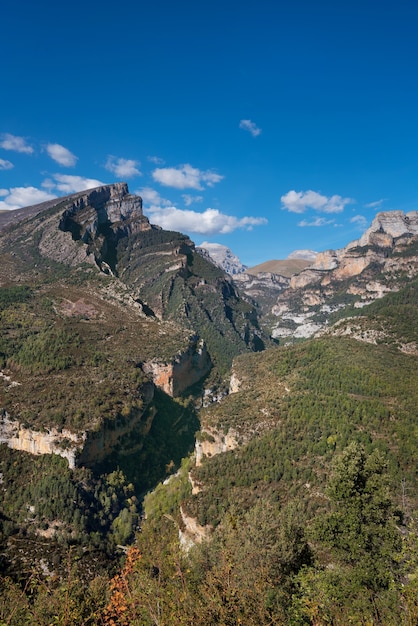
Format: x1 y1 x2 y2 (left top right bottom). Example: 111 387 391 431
179 505 211 548
195 427 239 466
0 413 85 469
0 382 155 469
33 183 151 269
358 211 418 245
143 338 212 396
270 211 418 340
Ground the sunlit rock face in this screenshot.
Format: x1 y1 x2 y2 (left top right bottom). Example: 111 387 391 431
197 242 247 275
269 211 418 340
143 338 212 396
357 211 418 246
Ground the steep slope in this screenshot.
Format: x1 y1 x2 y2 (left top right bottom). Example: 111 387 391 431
0 183 264 572
0 183 266 375
138 277 418 625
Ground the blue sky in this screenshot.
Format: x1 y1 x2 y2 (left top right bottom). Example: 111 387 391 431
1 0 418 266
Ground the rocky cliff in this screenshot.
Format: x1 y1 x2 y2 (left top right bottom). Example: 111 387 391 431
197 242 247 275
269 211 418 339
143 337 211 396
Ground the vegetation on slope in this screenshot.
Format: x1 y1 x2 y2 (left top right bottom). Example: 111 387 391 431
116 228 267 374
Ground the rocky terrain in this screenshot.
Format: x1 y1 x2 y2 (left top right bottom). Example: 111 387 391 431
268 211 418 339
197 241 247 274
1 187 417 624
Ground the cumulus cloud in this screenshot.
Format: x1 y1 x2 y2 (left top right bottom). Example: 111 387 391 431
239 119 262 137
152 164 224 190
137 187 172 207
105 156 141 178
0 133 34 154
0 186 55 211
46 143 77 167
350 214 368 230
42 174 105 194
182 194 203 206
147 205 267 235
298 216 335 227
281 190 353 214
0 159 13 170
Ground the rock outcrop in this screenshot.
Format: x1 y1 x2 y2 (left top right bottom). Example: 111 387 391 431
270 210 418 339
195 427 239 466
143 337 212 396
197 242 247 275
0 412 85 469
0 381 155 469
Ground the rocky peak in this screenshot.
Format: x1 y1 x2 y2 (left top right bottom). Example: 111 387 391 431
269 210 418 340
21 183 152 272
197 242 247 275
356 210 418 247
59 182 149 241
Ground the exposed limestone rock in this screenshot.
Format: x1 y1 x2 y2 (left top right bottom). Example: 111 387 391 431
229 371 241 394
197 242 247 275
0 382 155 469
195 427 239 466
357 210 418 246
179 505 211 547
33 183 151 269
234 271 289 296
290 269 324 289
0 413 85 469
143 338 211 396
269 210 418 340
310 250 340 271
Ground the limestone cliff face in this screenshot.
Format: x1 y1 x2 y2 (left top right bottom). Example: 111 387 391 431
288 211 418 292
37 183 151 269
0 413 85 469
357 211 418 245
179 505 211 548
195 427 239 466
0 381 155 469
143 337 212 396
271 210 418 340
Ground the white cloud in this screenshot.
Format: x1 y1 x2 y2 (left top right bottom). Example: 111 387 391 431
147 155 165 165
0 133 34 154
239 119 262 137
105 156 141 178
350 214 368 230
147 205 267 235
0 159 13 170
46 143 78 167
0 186 56 211
43 174 106 194
182 194 203 206
364 199 385 209
152 164 224 190
298 217 335 227
281 190 353 214
137 187 172 207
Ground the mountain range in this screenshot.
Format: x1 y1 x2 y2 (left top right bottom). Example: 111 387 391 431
0 183 417 625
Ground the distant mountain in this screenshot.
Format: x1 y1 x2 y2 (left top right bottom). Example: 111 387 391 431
287 248 318 260
247 258 311 277
270 210 418 340
197 241 247 275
